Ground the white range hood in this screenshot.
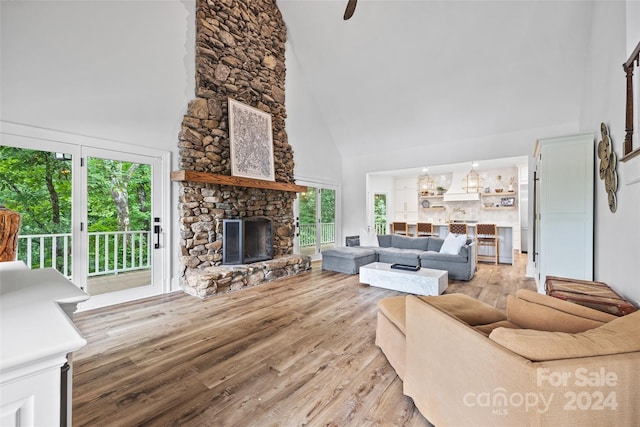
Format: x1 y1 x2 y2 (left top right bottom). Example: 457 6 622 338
443 172 480 202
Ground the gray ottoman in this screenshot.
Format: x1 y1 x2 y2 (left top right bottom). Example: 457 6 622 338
322 247 377 274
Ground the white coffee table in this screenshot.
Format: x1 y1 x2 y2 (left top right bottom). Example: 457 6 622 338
359 262 448 296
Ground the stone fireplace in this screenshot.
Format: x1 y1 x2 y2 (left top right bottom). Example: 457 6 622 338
173 0 311 298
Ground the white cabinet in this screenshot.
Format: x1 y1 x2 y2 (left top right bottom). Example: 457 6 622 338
394 177 418 222
0 262 88 427
534 133 594 292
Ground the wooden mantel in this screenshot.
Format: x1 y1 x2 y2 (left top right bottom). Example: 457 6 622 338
171 170 307 193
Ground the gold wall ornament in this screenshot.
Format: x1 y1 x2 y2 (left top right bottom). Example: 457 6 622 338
598 123 618 212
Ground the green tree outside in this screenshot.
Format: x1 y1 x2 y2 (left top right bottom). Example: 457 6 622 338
0 146 72 235
0 147 151 272
298 188 335 247
299 188 335 225
374 193 387 233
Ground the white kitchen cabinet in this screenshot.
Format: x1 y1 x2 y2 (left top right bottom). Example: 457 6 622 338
394 177 418 222
533 133 594 292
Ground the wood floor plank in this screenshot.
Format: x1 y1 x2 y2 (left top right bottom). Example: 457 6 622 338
226 316 383 424
72 255 534 426
367 375 427 426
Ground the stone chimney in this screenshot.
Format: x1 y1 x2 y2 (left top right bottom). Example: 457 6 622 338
176 0 303 291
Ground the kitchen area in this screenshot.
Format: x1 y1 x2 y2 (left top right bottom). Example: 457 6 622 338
369 157 528 265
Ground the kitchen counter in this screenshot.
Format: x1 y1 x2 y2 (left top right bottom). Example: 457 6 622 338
436 224 513 264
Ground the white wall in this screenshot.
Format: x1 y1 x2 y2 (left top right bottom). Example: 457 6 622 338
1 0 195 154
579 0 640 304
1 0 196 290
628 1 640 57
284 45 343 185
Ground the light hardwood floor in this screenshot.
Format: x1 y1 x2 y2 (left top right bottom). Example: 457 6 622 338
72 255 535 426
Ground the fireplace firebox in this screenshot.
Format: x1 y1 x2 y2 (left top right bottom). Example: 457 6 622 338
223 217 273 264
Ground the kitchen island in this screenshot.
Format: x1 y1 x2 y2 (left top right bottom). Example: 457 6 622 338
405 223 514 265
436 224 513 265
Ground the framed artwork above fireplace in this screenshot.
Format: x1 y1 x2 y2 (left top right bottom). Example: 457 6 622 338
228 98 275 181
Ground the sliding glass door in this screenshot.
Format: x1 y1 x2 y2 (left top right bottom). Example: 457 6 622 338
1 135 167 310
79 147 164 309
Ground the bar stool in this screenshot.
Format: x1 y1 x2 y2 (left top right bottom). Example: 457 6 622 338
476 223 499 265
416 222 434 237
448 222 468 236
391 221 409 236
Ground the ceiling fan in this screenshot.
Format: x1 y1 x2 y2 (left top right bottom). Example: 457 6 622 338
343 0 357 20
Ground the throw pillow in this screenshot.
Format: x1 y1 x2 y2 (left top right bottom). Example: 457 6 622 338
345 235 360 247
418 294 507 326
507 296 608 333
439 233 466 255
489 310 640 361
360 231 379 247
515 289 616 323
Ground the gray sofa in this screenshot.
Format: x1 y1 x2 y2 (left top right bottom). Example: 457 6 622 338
376 234 476 281
322 234 476 281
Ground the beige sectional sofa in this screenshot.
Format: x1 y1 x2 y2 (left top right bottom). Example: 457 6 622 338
376 290 640 426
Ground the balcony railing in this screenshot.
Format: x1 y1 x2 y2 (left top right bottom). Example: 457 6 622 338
374 222 387 235
16 230 151 278
299 223 335 247
298 222 386 248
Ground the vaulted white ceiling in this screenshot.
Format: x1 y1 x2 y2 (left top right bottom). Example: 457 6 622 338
277 0 594 159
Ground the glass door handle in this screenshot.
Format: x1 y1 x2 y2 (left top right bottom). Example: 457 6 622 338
154 225 161 249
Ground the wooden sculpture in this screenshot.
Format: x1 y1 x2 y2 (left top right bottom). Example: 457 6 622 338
0 207 21 262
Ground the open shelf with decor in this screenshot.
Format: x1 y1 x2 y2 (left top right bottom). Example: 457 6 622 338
481 191 517 209
481 191 516 197
482 206 516 210
420 198 446 210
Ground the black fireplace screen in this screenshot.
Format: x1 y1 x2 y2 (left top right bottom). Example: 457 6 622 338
223 217 273 264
